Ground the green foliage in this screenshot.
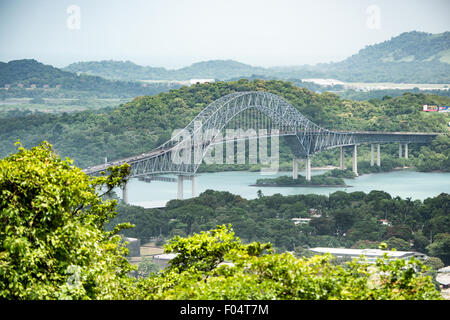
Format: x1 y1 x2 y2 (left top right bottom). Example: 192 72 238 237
426 233 450 265
324 168 357 179
0 141 134 299
164 225 272 273
415 134 450 172
111 189 449 258
387 237 412 251
0 142 445 300
255 174 346 186
137 257 161 278
134 225 442 300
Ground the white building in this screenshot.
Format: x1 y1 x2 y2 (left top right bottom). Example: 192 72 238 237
291 218 312 225
437 266 450 289
152 253 178 268
309 247 427 264
190 79 215 85
301 78 346 87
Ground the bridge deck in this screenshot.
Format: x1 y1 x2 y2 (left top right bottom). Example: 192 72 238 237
83 131 439 176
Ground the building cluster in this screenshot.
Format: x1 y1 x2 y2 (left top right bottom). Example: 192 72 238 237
422 105 449 112
302 78 450 92
140 79 215 87
291 208 322 225
308 247 427 264
2 83 62 90
437 266 450 290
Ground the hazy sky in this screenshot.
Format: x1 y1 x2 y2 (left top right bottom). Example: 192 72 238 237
0 0 449 68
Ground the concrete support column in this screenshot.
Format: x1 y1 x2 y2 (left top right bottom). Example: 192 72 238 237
192 175 197 198
122 180 128 204
377 144 381 167
353 145 358 176
305 157 311 181
177 175 184 200
339 147 344 170
370 144 374 167
404 144 408 159
399 143 402 158
292 158 299 179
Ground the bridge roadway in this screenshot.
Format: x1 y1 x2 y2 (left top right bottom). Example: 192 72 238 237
83 130 437 176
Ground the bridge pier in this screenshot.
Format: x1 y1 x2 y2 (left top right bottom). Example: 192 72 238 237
292 158 299 179
399 143 402 158
404 143 408 159
353 145 358 176
339 147 345 170
192 175 197 198
377 144 381 166
370 144 374 166
122 180 128 204
177 175 184 200
305 157 311 181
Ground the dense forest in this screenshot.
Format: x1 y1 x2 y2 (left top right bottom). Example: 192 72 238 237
63 31 450 83
2 142 443 300
0 79 448 172
109 189 450 266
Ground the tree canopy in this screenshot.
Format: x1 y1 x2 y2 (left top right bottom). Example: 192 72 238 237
0 141 133 299
0 142 445 300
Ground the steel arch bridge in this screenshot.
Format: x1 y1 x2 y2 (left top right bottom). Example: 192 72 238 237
84 91 438 179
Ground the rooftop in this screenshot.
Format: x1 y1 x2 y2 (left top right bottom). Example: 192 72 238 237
309 247 426 259
438 266 450 273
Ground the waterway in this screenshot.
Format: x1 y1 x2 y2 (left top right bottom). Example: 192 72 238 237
118 169 450 208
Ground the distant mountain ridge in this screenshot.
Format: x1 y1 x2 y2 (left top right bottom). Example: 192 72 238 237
63 59 267 81
63 31 450 83
0 59 178 98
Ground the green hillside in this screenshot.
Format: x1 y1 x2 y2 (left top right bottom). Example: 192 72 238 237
347 31 450 64
311 31 450 83
0 59 178 98
62 60 171 81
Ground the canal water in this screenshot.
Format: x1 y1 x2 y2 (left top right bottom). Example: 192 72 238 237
118 169 450 208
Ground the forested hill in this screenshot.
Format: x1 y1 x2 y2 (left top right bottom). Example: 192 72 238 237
63 60 172 81
310 31 450 83
63 31 450 83
0 79 448 169
0 59 178 98
343 31 450 65
63 59 267 81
